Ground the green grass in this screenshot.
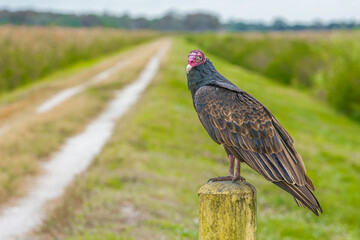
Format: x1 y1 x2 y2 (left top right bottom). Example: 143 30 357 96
38 38 360 240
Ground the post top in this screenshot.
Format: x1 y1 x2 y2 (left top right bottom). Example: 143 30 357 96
198 181 256 196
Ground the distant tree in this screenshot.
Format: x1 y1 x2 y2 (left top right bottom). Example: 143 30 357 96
156 11 183 30
272 18 288 31
80 14 101 27
311 20 324 30
118 14 133 29
132 17 151 29
226 21 249 31
183 13 221 31
0 9 359 31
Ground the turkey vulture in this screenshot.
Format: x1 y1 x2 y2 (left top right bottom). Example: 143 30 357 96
186 50 322 215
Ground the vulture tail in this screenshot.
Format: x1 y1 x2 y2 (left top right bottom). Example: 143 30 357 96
273 181 322 216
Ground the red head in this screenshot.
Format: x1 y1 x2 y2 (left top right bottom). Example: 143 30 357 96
187 50 206 73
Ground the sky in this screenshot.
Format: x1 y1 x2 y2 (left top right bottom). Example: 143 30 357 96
1 0 360 23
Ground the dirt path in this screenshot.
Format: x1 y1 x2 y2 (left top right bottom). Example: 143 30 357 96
0 40 166 210
0 40 171 240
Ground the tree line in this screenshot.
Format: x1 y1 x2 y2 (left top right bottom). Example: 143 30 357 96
0 9 359 31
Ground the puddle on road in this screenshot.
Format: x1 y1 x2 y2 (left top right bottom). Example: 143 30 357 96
0 41 170 240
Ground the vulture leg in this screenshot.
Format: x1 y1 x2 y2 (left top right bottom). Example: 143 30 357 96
228 154 235 177
232 159 246 182
208 155 245 182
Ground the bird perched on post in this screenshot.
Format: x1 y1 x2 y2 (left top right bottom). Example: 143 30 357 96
186 50 322 216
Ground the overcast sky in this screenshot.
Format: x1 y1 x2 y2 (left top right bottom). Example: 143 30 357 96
1 0 359 23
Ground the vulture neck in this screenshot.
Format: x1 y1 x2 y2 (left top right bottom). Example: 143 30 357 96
187 59 241 98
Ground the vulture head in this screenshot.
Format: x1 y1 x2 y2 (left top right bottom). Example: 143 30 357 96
187 50 206 73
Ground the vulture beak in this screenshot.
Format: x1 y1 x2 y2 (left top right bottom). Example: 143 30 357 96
186 64 192 74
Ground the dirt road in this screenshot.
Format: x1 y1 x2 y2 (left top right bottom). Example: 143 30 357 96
0 38 171 239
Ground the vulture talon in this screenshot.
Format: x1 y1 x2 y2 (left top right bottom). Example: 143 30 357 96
232 176 246 183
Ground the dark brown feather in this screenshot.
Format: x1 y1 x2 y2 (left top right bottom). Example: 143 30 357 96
273 181 322 216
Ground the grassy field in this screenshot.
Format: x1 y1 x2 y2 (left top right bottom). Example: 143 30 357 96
34 38 360 239
186 31 360 120
0 40 165 207
0 26 158 92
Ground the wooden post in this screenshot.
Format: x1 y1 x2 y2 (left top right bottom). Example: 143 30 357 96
198 181 257 240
